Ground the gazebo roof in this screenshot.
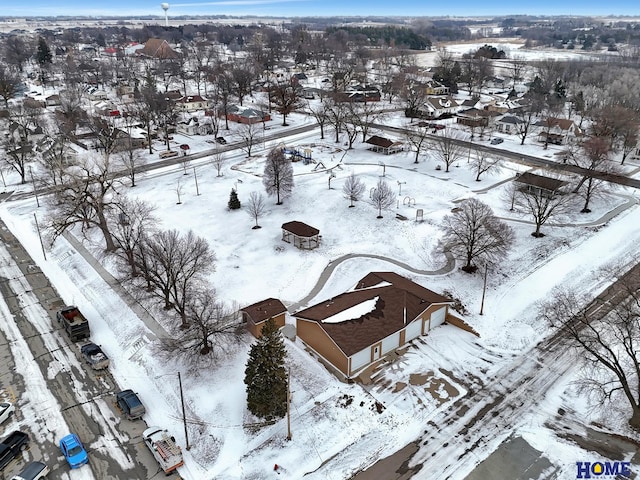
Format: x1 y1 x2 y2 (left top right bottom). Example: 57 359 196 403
282 221 319 237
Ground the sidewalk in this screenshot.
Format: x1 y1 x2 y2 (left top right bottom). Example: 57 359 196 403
62 231 169 341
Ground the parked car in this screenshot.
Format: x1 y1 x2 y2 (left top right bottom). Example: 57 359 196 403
159 150 179 159
0 431 29 471
0 403 15 425
490 138 504 145
79 343 110 370
59 433 88 469
215 137 227 145
428 123 446 130
10 461 49 480
115 390 146 420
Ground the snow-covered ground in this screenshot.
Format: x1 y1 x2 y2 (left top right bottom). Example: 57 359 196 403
2 105 640 478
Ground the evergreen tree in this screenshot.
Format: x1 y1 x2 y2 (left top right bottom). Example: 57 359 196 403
228 189 241 210
36 37 52 66
244 318 287 420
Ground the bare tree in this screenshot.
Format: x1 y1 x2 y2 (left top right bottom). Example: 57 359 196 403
137 229 216 327
47 152 118 251
570 136 618 213
270 81 300 126
538 262 640 429
405 123 431 164
509 55 527 89
325 98 349 143
352 101 381 143
400 78 428 119
514 178 572 237
430 128 465 172
469 148 501 181
0 66 20 108
238 122 261 157
109 196 157 277
246 191 266 229
212 149 226 177
159 290 241 366
514 95 544 145
116 136 145 188
263 147 294 205
371 178 395 218
307 100 330 139
441 198 514 273
2 104 41 184
342 172 366 207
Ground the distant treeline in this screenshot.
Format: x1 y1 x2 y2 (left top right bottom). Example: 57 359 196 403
325 26 432 50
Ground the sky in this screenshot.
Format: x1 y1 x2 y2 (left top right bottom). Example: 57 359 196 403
2 0 640 18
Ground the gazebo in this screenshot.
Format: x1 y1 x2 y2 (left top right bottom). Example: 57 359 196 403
281 221 320 250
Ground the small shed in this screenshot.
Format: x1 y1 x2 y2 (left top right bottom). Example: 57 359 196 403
515 172 567 196
282 221 320 250
365 135 404 155
242 298 287 338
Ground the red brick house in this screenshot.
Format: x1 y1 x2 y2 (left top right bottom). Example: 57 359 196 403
225 105 271 124
295 272 453 379
242 298 287 338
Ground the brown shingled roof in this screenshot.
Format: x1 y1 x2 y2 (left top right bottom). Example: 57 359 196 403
295 272 451 356
515 172 567 192
282 221 319 237
242 298 287 323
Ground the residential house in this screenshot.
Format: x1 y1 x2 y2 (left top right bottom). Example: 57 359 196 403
535 117 583 145
225 105 271 125
295 272 453 380
138 38 179 59
365 135 404 155
177 95 208 113
242 298 287 338
456 108 500 129
45 94 61 107
417 95 460 119
496 115 524 134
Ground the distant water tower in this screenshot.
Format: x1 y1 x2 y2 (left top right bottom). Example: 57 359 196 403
161 3 169 27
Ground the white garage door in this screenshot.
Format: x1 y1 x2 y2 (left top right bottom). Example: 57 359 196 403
430 307 446 329
351 348 370 372
381 333 399 355
405 319 422 341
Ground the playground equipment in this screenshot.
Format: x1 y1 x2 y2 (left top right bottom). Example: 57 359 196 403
282 146 313 164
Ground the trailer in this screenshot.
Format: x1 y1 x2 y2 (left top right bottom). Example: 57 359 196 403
56 306 90 341
142 427 183 475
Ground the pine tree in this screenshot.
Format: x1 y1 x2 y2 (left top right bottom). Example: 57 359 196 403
244 318 287 420
36 37 52 66
228 189 241 210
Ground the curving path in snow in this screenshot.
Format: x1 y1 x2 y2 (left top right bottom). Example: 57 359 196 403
287 250 455 312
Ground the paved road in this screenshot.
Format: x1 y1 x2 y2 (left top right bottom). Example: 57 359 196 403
348 261 640 480
373 122 640 190
0 219 168 479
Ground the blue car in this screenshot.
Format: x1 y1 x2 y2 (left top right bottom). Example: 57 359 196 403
59 433 89 468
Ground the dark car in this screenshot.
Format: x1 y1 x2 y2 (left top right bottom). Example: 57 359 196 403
490 138 504 145
215 137 227 145
115 390 146 420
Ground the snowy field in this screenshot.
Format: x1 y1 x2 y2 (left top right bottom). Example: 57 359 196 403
1 102 640 477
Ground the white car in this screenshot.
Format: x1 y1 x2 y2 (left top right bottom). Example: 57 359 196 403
0 402 15 425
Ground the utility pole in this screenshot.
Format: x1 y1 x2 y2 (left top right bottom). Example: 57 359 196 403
178 372 190 450
30 167 40 207
480 263 488 315
193 167 200 195
286 368 292 441
33 212 46 261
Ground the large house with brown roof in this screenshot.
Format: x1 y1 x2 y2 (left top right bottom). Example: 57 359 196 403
139 38 179 59
295 272 453 380
242 298 287 338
